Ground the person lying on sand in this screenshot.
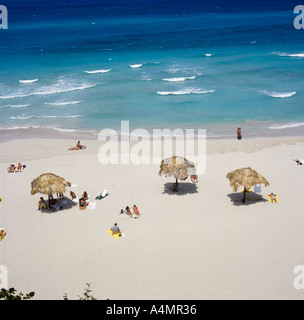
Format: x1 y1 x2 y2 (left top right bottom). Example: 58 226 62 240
7 164 15 173
125 206 133 218
16 163 22 173
132 205 141 217
293 159 303 165
111 223 121 235
268 193 278 204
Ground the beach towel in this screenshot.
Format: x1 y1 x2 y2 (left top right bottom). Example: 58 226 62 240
88 202 96 210
267 195 279 203
108 230 125 239
72 197 78 203
95 189 108 200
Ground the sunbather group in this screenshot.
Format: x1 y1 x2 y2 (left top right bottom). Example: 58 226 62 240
7 163 26 173
123 205 141 218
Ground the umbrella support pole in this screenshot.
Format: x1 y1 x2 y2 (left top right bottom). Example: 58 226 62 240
243 188 246 203
173 179 178 192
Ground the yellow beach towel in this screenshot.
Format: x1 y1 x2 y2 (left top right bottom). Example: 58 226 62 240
108 230 125 239
0 229 6 241
267 195 279 203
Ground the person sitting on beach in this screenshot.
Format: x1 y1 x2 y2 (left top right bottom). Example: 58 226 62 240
7 164 15 173
293 159 303 166
38 197 46 210
125 206 133 218
82 191 89 201
77 141 85 149
79 197 88 207
268 193 278 204
191 175 198 183
68 141 86 151
70 191 76 200
68 141 86 150
111 223 121 235
132 205 141 217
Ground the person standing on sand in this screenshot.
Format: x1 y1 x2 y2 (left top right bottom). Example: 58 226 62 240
237 128 242 140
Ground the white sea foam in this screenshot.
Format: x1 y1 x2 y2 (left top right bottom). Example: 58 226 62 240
259 90 296 98
205 53 213 57
269 122 304 130
141 76 152 81
157 88 215 96
0 104 31 109
275 52 304 58
45 101 82 106
11 115 82 120
0 79 97 99
130 64 143 68
19 79 38 84
84 69 111 74
162 76 196 82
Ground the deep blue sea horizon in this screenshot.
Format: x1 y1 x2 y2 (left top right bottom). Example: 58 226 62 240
0 0 303 136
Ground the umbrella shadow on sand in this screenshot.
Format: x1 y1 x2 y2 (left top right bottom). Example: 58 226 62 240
162 182 198 195
227 192 268 206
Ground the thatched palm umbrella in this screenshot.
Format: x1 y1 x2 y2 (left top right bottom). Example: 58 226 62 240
31 173 71 207
159 156 196 191
226 167 269 203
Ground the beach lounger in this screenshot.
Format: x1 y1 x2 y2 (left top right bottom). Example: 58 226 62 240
95 189 108 200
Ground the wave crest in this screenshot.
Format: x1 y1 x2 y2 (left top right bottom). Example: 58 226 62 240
259 90 296 98
157 88 215 96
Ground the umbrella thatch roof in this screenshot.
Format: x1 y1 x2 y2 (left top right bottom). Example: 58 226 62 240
159 156 196 179
226 167 269 193
31 173 71 196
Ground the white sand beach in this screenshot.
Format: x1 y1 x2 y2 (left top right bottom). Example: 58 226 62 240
1 131 304 300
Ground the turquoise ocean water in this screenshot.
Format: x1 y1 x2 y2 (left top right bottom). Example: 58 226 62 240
0 0 303 137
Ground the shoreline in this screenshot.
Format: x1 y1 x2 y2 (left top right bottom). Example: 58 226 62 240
1 127 304 164
1 124 304 144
